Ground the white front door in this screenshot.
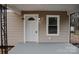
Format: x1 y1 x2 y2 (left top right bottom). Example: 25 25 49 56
24 14 39 43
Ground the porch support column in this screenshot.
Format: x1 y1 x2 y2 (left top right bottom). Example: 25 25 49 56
0 4 8 54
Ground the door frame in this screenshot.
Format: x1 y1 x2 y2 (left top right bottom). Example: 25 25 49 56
24 14 39 43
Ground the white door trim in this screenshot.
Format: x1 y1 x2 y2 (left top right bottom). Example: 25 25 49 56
24 14 39 43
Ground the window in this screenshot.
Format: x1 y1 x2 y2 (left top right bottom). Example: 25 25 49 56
28 17 35 21
46 15 60 36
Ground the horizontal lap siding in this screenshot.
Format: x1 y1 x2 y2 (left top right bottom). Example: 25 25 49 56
0 11 69 45
39 15 69 43
22 11 69 43
7 12 23 45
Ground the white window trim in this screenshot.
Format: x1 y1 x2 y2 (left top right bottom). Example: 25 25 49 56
46 15 60 36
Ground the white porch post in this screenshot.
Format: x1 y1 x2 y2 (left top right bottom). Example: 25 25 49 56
24 17 26 43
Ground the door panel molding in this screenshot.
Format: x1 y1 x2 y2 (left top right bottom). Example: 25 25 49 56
24 14 39 43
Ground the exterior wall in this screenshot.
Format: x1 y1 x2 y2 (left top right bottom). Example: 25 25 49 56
7 11 23 45
22 11 69 43
39 14 69 43
0 11 69 46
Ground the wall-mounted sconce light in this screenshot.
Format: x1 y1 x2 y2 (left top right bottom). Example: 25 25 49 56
38 18 40 22
22 17 24 20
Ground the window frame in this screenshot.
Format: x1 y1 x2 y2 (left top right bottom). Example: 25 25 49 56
46 15 60 36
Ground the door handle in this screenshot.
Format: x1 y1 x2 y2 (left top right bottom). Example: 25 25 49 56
35 31 37 33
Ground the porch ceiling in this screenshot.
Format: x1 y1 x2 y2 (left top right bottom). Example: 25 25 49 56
8 4 79 11
7 4 79 14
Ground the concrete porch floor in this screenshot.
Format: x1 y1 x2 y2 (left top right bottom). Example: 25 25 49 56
9 42 79 54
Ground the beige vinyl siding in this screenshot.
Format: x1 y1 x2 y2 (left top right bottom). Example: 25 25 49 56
0 11 70 46
22 11 69 43
39 15 69 43
0 11 23 46
7 11 23 45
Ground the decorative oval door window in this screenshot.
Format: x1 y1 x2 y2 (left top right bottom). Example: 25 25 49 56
28 17 35 21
